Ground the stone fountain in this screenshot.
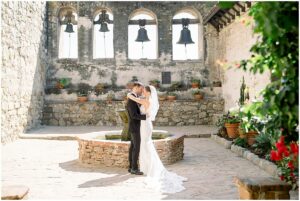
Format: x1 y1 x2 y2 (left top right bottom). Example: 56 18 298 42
77 108 184 168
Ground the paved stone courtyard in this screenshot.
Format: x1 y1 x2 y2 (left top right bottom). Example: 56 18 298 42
2 135 298 199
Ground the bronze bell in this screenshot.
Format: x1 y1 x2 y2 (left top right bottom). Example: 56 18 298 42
177 18 194 46
65 22 74 33
99 22 109 32
135 27 150 42
135 19 150 42
177 27 194 45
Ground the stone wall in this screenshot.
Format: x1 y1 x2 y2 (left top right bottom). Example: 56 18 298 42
42 98 224 126
1 1 48 143
46 1 219 90
78 134 184 168
215 11 271 111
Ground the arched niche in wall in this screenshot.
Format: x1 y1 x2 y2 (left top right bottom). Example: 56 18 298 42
57 7 78 59
128 8 158 59
172 7 203 60
92 8 114 59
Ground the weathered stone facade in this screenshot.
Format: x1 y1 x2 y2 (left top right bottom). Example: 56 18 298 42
1 1 48 144
77 132 184 168
212 11 271 111
42 98 224 126
46 1 219 89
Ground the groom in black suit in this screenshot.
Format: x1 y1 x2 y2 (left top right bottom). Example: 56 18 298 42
126 82 146 175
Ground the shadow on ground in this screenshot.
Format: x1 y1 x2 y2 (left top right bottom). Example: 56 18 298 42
59 159 138 188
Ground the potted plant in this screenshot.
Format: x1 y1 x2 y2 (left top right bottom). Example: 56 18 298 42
126 76 138 89
191 78 200 88
106 91 115 104
55 78 71 90
240 117 262 146
224 112 240 139
94 83 106 95
192 89 204 100
167 92 177 101
170 81 183 91
77 83 92 103
149 79 160 88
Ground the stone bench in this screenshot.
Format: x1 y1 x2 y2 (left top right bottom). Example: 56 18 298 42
1 185 29 200
234 177 292 200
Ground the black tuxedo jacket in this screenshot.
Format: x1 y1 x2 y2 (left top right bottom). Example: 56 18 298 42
126 93 146 135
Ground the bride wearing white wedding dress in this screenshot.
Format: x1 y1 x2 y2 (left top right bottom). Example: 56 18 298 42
127 85 187 194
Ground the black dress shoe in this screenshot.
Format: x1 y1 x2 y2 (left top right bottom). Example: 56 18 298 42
128 168 131 173
130 169 144 175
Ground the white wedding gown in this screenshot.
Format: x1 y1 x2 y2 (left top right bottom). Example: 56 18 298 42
139 104 187 194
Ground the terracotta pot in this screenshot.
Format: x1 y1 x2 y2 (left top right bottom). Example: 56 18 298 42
246 131 258 146
78 96 88 103
159 96 167 101
191 83 199 88
167 96 176 101
194 94 203 100
225 123 240 139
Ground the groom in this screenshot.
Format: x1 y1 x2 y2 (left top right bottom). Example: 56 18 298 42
126 82 146 175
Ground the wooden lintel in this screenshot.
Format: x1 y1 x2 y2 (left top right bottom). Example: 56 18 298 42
128 19 156 25
172 18 200 25
93 19 113 25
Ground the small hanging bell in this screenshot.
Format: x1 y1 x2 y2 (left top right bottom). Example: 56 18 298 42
135 27 150 42
99 22 109 32
135 19 150 42
65 22 74 33
177 18 194 46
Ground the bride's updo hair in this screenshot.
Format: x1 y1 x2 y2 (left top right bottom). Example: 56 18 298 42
145 86 151 94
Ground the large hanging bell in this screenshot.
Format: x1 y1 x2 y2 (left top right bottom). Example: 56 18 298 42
135 27 150 42
177 27 194 45
100 22 109 32
65 22 74 33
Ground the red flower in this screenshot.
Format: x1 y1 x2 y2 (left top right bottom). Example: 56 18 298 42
288 161 295 170
270 150 282 161
290 142 299 155
280 175 285 181
290 172 295 178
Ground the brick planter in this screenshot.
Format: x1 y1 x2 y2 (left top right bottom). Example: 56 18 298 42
77 130 184 168
234 176 292 199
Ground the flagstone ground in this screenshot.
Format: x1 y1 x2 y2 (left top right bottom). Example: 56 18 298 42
2 136 298 199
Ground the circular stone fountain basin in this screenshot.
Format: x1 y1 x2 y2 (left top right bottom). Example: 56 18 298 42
77 130 184 168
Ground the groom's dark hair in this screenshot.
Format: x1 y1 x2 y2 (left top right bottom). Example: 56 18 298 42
133 82 143 88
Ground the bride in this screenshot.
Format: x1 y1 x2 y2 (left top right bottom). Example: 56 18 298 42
127 85 187 194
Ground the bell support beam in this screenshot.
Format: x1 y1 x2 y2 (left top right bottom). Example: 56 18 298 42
60 20 78 25
172 19 200 25
128 19 156 25
93 19 113 25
